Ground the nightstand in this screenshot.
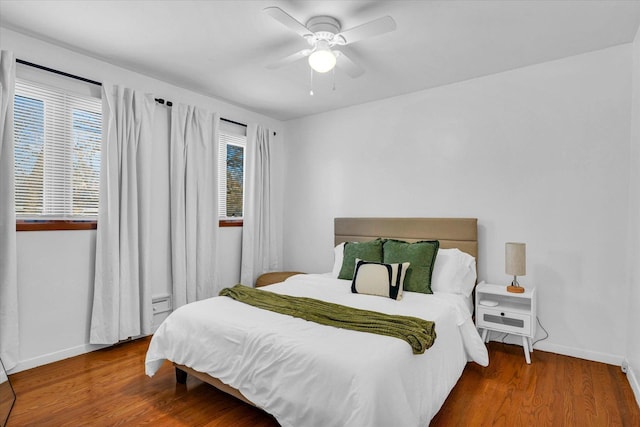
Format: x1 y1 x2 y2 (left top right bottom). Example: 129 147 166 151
475 281 537 364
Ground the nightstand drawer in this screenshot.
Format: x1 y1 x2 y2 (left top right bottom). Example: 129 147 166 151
477 307 532 336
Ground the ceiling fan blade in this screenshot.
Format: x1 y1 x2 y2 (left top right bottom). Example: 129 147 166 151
335 16 396 45
335 50 365 78
263 7 313 38
266 49 312 70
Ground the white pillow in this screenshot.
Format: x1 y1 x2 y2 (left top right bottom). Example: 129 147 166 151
351 259 410 300
331 242 345 278
431 248 476 297
457 262 477 296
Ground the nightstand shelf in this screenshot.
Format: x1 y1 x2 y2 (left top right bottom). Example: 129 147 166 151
475 281 537 364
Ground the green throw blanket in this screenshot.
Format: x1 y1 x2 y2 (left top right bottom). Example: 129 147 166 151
219 284 436 354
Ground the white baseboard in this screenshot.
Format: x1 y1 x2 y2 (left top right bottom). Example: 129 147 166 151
8 332 156 375
8 342 111 374
533 341 624 366
486 333 624 366
627 361 640 408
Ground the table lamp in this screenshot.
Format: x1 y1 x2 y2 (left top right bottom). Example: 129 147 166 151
506 242 526 293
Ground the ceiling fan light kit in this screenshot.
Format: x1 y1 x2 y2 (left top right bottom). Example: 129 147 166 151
308 41 336 73
264 6 396 88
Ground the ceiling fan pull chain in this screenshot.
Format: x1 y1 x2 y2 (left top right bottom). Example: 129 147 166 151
309 68 314 96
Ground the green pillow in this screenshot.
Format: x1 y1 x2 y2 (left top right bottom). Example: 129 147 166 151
338 239 384 280
383 239 439 294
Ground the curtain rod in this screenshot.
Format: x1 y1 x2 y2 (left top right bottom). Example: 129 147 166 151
17 58 102 86
221 117 247 128
17 59 276 136
155 99 277 136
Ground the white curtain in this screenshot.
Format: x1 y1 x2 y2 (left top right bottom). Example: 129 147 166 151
241 124 279 286
90 84 154 345
170 104 220 308
0 51 19 369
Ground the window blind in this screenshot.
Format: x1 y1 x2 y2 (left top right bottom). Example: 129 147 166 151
218 132 246 219
14 78 101 219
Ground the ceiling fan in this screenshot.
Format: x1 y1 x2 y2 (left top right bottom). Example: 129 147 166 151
264 6 396 78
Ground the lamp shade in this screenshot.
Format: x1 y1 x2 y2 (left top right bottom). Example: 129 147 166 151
505 242 526 276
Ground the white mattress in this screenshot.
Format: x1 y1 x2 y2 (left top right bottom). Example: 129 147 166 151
146 274 488 427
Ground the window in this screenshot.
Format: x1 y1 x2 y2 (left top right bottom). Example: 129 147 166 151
14 73 101 230
218 125 246 226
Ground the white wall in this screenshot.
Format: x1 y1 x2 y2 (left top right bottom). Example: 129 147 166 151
1 27 284 372
283 45 632 365
626 26 640 405
15 231 99 365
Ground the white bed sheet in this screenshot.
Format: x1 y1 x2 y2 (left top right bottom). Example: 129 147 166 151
145 274 488 427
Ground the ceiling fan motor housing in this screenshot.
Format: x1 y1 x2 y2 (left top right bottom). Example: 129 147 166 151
305 16 341 43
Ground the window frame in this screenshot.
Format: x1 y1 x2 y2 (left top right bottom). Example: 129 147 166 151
16 219 97 231
14 65 102 232
218 218 243 227
218 125 247 227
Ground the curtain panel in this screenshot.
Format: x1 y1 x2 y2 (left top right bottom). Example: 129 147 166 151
170 104 220 308
241 124 279 286
90 84 155 345
0 51 19 369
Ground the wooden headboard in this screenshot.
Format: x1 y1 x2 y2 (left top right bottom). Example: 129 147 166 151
334 217 478 258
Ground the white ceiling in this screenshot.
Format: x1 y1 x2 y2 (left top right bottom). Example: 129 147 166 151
1 1 639 121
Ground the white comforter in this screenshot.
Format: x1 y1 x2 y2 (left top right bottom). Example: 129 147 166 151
145 274 488 427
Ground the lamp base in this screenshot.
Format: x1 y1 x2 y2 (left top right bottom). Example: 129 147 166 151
507 285 525 293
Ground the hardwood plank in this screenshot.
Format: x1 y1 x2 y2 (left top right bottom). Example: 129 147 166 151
6 338 639 426
431 342 640 426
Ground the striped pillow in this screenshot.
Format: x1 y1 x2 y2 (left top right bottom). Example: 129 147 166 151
351 259 410 300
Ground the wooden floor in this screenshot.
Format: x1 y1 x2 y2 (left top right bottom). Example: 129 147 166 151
7 337 639 426
432 343 640 427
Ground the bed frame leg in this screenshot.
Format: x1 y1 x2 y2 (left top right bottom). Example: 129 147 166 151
175 367 187 384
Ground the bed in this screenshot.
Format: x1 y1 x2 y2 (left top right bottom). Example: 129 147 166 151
145 217 489 426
